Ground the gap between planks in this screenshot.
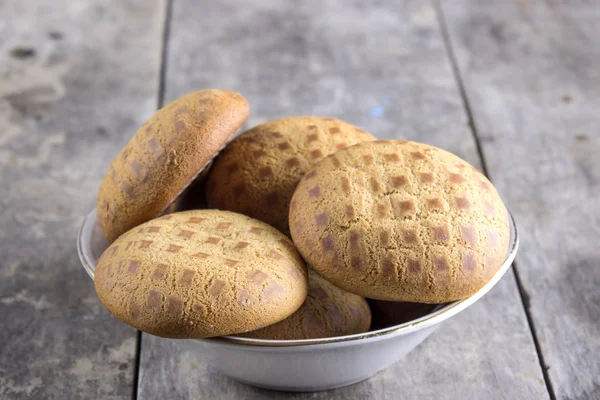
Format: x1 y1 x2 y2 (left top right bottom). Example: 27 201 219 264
433 1 557 399
132 1 175 399
130 1 551 398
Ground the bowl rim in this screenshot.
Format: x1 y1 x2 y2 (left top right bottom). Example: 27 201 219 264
78 208 519 348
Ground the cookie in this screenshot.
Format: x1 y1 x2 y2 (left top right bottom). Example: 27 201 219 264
240 269 371 340
97 89 249 242
205 116 375 235
289 140 511 303
94 210 308 339
368 300 438 330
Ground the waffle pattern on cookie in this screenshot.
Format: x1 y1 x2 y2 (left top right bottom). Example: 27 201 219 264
289 140 510 303
95 210 308 338
205 116 375 236
97 90 249 242
241 269 371 340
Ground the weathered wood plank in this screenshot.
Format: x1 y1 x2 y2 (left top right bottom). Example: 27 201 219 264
0 1 164 398
440 1 600 399
138 1 548 398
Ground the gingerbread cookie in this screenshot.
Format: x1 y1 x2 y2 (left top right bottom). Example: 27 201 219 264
97 89 249 242
94 210 308 338
289 140 510 303
205 116 375 235
241 269 371 340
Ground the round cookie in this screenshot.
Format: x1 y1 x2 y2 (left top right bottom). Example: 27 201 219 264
240 269 371 340
289 140 511 303
94 210 308 339
205 116 375 236
97 89 249 242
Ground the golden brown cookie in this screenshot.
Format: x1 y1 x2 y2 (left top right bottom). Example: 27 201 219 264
97 89 249 242
205 116 375 236
289 140 511 303
94 210 308 339
240 269 371 340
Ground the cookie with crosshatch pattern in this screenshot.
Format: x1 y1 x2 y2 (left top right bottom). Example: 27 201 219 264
204 116 375 236
289 140 511 303
94 210 308 338
96 89 249 243
240 269 371 340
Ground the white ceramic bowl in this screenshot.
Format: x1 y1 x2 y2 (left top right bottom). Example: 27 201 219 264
78 209 519 392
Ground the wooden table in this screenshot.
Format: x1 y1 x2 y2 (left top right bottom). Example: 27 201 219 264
1 1 598 399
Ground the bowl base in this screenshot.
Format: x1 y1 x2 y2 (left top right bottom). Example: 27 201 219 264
229 375 373 392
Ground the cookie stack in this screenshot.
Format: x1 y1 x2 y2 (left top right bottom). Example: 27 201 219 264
93 89 510 340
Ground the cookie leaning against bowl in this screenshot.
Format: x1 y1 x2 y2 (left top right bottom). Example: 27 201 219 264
205 116 375 236
97 89 249 242
94 210 308 339
289 140 511 304
240 269 371 340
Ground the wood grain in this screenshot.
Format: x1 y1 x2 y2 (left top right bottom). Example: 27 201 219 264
0 1 164 398
440 1 600 399
137 1 548 398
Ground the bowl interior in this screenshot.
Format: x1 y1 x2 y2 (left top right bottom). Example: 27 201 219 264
78 209 518 347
